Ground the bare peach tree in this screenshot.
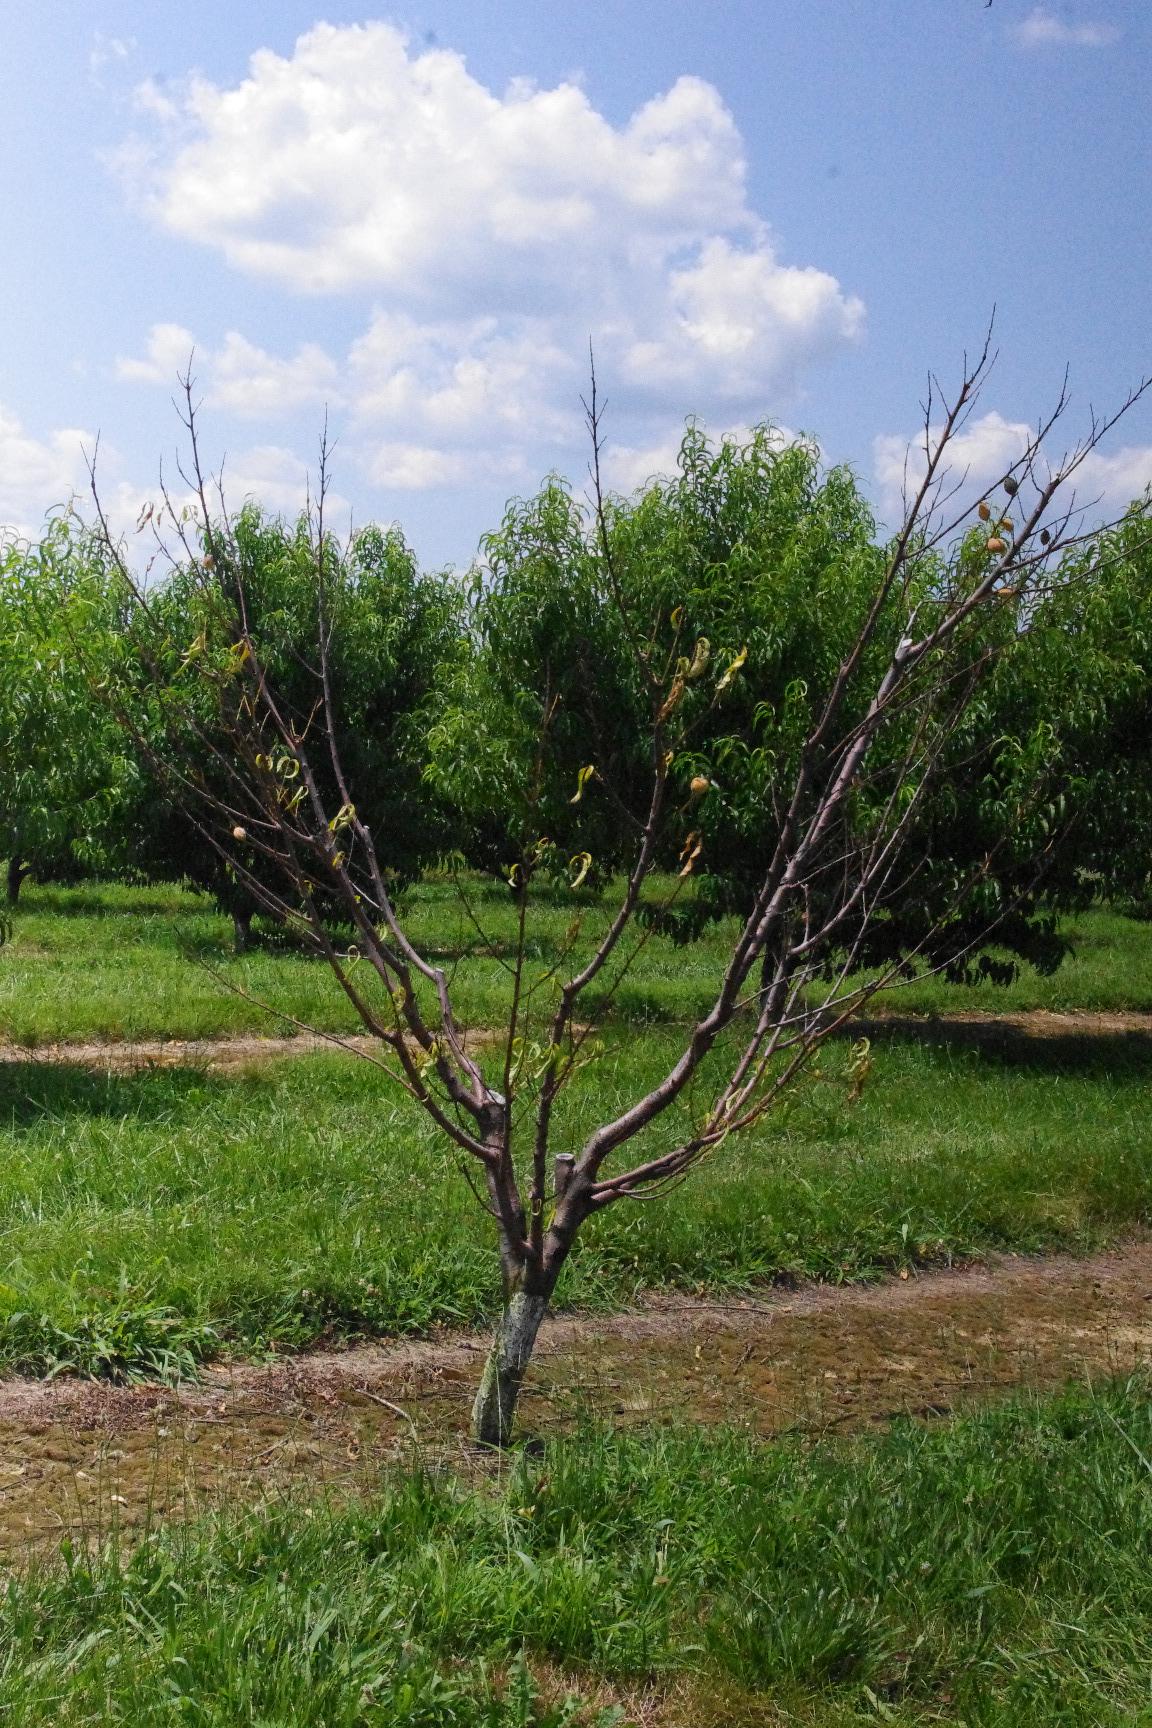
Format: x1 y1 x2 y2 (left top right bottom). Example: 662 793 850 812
92 341 1147 1443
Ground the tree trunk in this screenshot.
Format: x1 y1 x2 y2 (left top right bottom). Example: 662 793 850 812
470 1286 551 1447
232 909 253 954
6 857 27 907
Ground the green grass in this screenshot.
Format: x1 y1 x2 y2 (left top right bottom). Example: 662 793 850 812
0 1025 1146 1374
4 1377 1152 1724
1 887 1150 1723
5 881 1152 1047
0 881 1149 1374
871 904 1152 1017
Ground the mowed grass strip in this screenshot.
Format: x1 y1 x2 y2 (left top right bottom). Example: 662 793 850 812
4 882 1152 1047
3 1377 1152 1726
0 1023 1147 1374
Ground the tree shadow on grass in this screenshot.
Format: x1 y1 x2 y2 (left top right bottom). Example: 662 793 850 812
0 1061 236 1131
850 1014 1152 1076
18 889 204 920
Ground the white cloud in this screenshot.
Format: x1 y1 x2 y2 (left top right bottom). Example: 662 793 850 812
620 237 862 405
347 313 578 442
874 409 1152 529
362 441 525 492
115 322 198 386
90 33 136 82
0 406 94 540
0 396 350 555
115 22 863 498
874 410 1034 523
118 325 339 418
1011 7 1119 47
604 434 688 495
131 27 750 300
1072 445 1152 514
216 443 348 518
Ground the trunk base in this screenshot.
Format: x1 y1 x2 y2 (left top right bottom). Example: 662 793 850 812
6 858 27 907
470 1289 550 1447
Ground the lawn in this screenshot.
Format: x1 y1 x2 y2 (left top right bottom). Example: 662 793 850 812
1 884 1151 1727
4 880 1152 1047
4 1378 1152 1725
0 883 1148 1374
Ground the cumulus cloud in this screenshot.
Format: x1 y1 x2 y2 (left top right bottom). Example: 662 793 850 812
130 28 751 301
115 322 198 386
114 21 863 498
874 410 1034 522
874 409 1151 529
1073 445 1152 514
118 324 339 418
1011 7 1119 48
0 397 349 557
0 406 94 540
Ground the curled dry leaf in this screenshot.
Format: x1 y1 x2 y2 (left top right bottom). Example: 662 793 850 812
678 830 704 877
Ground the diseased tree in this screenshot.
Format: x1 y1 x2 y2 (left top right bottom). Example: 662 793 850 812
92 345 1148 1445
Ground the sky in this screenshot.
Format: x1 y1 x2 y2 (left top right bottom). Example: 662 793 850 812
1 0 1149 567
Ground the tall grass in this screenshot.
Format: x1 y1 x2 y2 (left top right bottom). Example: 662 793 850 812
0 1029 1146 1374
4 882 1152 1046
0 883 1149 1374
3 1377 1151 1724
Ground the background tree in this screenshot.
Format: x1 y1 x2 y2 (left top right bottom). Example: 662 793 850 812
104 502 464 948
433 420 1138 986
94 350 1148 1445
0 519 131 905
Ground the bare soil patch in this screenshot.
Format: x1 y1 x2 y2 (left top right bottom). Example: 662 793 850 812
854 1006 1152 1065
0 1240 1148 1559
0 1029 493 1074
1 1007 1148 1075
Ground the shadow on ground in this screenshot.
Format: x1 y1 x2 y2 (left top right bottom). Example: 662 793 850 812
851 1009 1152 1073
0 1061 228 1130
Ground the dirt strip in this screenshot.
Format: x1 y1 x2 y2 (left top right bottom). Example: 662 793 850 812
1 1007 1150 1074
0 1029 507 1074
0 1240 1148 1557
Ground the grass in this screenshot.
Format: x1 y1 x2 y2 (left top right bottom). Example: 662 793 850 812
1 884 1150 1724
5 881 1152 1047
4 1376 1152 1724
0 882 1148 1372
0 877 1147 1365
0 1024 1146 1374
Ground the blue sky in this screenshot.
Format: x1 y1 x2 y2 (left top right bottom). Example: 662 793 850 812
1 0 1148 565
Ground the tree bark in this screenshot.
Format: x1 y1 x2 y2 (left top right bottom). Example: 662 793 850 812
232 908 253 954
5 858 27 907
470 1286 551 1446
